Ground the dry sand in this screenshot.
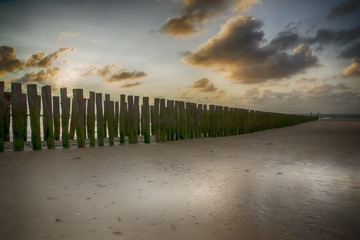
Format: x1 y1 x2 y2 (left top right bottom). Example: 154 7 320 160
0 119 359 240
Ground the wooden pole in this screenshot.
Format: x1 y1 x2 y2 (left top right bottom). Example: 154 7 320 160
22 93 27 142
175 101 180 140
127 95 137 143
69 98 75 139
53 96 60 140
154 98 160 142
119 94 126 144
27 84 42 150
150 105 155 136
4 92 10 142
160 98 166 142
0 82 4 152
73 89 85 148
108 100 114 146
87 91 95 147
134 96 140 137
60 88 70 148
41 85 55 149
11 83 25 150
96 93 104 146
142 97 150 143
114 101 119 138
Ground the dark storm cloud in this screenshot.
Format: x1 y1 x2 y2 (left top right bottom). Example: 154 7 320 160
308 25 360 45
26 48 74 68
327 0 360 18
0 45 25 75
338 41 360 60
268 31 301 50
160 0 261 37
183 16 320 84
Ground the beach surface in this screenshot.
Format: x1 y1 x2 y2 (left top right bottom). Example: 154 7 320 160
0 119 359 240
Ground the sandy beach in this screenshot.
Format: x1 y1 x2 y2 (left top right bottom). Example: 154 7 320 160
0 119 359 240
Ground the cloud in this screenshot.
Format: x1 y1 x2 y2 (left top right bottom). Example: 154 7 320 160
57 32 80 41
327 0 360 18
189 77 226 98
338 41 360 59
13 67 60 85
183 16 320 84
238 82 359 113
308 25 360 45
106 71 147 82
160 0 261 37
342 59 360 77
191 77 217 92
296 77 317 83
26 47 75 68
79 62 147 82
120 82 143 88
0 45 25 75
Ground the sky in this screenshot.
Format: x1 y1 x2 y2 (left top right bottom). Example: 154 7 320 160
0 0 359 114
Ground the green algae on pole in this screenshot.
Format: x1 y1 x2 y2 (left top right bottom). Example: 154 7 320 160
60 88 70 148
11 83 25 151
73 89 85 148
114 101 119 138
27 84 42 150
96 93 104 146
154 98 160 142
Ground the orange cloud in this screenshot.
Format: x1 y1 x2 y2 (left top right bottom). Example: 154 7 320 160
342 59 360 77
0 45 25 75
120 82 143 88
296 77 317 83
160 0 261 37
13 67 60 85
190 77 226 98
183 16 320 84
106 71 147 82
26 47 75 68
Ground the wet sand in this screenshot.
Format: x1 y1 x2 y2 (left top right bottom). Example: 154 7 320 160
0 119 359 240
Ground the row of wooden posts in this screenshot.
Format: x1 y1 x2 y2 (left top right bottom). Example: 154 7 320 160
0 81 318 151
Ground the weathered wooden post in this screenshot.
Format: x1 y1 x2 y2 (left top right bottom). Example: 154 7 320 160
134 96 140 136
175 101 180 140
105 94 114 145
11 83 25 150
27 84 42 150
73 89 85 148
109 100 114 146
150 105 155 136
53 96 60 140
196 104 202 138
41 85 55 149
166 100 172 141
83 98 87 139
69 98 75 139
96 93 104 146
154 98 160 142
179 101 186 139
114 101 119 138
87 91 95 147
142 97 150 143
60 88 70 148
119 94 126 144
0 82 4 152
4 92 11 142
127 95 137 143
203 104 208 137
160 99 166 142
21 93 27 142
